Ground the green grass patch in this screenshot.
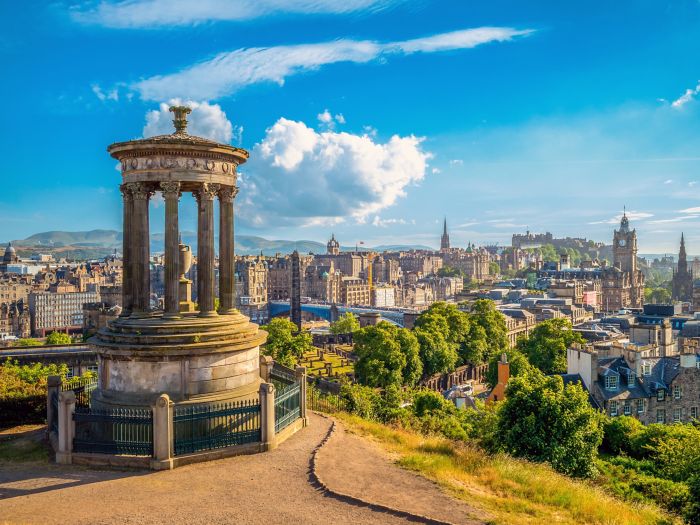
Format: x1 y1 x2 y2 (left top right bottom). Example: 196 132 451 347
0 434 49 463
336 413 677 525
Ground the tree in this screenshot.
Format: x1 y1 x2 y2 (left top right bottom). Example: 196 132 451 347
414 327 459 377
329 312 360 334
488 261 500 276
354 322 422 388
485 349 534 388
437 266 463 278
14 338 43 347
496 370 603 478
45 332 71 346
517 318 584 375
260 318 312 367
469 299 509 360
645 287 671 304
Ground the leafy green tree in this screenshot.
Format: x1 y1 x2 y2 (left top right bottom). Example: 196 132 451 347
602 415 644 455
644 287 671 304
488 261 500 276
485 349 534 388
686 474 700 525
469 299 509 359
496 370 604 478
517 318 584 375
14 338 43 347
45 332 72 345
539 244 558 262
354 322 422 388
260 318 312 367
437 265 464 278
414 327 459 376
329 312 360 334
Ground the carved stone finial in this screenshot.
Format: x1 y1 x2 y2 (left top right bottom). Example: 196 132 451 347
169 105 192 135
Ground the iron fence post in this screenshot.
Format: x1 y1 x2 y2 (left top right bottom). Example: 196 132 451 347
56 390 75 465
260 382 276 451
151 393 174 470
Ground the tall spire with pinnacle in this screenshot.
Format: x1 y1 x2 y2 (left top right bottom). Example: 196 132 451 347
678 233 688 273
440 217 450 252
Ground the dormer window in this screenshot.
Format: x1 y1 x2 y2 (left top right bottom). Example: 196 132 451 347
643 363 652 376
627 372 635 386
605 375 618 390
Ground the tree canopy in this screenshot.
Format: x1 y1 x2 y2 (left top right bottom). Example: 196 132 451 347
46 332 72 346
496 370 603 478
329 312 360 334
485 348 534 388
260 318 312 367
353 322 422 388
517 318 584 375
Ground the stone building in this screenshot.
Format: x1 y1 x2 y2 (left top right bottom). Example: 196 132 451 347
371 255 400 284
0 300 30 338
0 242 19 273
304 262 341 303
671 233 693 303
235 255 268 323
567 339 700 424
601 213 645 311
340 277 370 306
267 256 290 301
29 290 100 336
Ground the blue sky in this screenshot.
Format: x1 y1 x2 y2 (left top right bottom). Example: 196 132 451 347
2 0 700 254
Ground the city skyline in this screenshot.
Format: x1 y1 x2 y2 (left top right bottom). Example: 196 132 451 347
3 1 700 252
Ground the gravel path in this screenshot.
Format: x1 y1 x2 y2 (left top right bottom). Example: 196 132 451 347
0 414 482 525
315 418 486 525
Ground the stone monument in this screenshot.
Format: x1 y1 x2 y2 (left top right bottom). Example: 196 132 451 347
90 106 267 409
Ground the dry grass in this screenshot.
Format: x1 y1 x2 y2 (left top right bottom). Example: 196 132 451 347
337 414 677 525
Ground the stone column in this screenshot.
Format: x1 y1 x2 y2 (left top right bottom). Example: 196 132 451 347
218 186 238 314
259 382 276 451
151 393 174 470
129 182 153 316
195 183 219 317
161 182 181 319
295 366 308 424
119 184 133 317
56 390 75 465
46 375 61 436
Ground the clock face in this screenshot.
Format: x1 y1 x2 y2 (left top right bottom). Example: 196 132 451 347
618 239 626 247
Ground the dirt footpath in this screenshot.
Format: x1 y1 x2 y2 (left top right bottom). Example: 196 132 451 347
0 414 484 525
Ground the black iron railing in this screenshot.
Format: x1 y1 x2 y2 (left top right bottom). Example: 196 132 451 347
307 386 347 414
173 399 261 456
274 382 301 433
49 389 59 433
62 376 98 408
73 406 153 456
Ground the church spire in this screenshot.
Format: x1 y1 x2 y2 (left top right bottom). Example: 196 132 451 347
440 217 450 252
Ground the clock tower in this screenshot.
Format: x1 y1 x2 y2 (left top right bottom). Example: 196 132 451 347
613 211 637 273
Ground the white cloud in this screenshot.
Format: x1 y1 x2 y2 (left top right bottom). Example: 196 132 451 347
372 216 408 227
647 215 700 224
91 83 119 102
143 99 234 143
130 27 533 101
679 207 700 214
672 81 700 108
431 167 441 174
448 159 464 166
238 117 431 227
664 179 673 184
71 0 403 28
689 181 698 187
588 211 654 225
316 109 345 129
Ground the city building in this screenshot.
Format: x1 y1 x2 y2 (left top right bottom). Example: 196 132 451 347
600 212 645 311
29 290 100 336
671 234 693 303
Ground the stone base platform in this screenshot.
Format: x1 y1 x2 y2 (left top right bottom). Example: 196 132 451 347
90 311 268 409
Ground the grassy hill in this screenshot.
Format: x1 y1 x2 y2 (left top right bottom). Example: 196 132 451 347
338 414 677 525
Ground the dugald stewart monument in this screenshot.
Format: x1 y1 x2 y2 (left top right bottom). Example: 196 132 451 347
93 106 267 409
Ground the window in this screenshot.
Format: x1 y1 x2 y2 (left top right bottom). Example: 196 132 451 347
642 363 652 376
605 375 618 390
673 385 682 400
691 407 698 420
623 401 631 415
637 399 644 414
609 400 618 416
657 389 665 401
66 367 75 379
656 409 665 423
627 372 635 386
673 408 682 423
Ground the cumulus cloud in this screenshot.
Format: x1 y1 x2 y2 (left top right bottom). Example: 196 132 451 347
142 100 234 143
372 216 408 227
91 83 119 102
317 109 345 129
672 81 700 108
238 117 431 227
71 0 403 28
448 159 464 166
129 27 533 101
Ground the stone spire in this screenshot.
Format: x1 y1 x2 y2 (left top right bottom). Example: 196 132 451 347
678 233 688 273
440 217 450 251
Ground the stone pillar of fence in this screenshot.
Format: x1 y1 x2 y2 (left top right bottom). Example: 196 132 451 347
46 375 61 437
259 355 273 383
151 393 174 470
56 390 75 465
295 366 308 425
259 382 276 451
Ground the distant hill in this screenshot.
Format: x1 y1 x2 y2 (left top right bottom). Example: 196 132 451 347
4 230 431 258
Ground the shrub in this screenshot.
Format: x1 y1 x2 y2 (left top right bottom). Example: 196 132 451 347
602 415 644 455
